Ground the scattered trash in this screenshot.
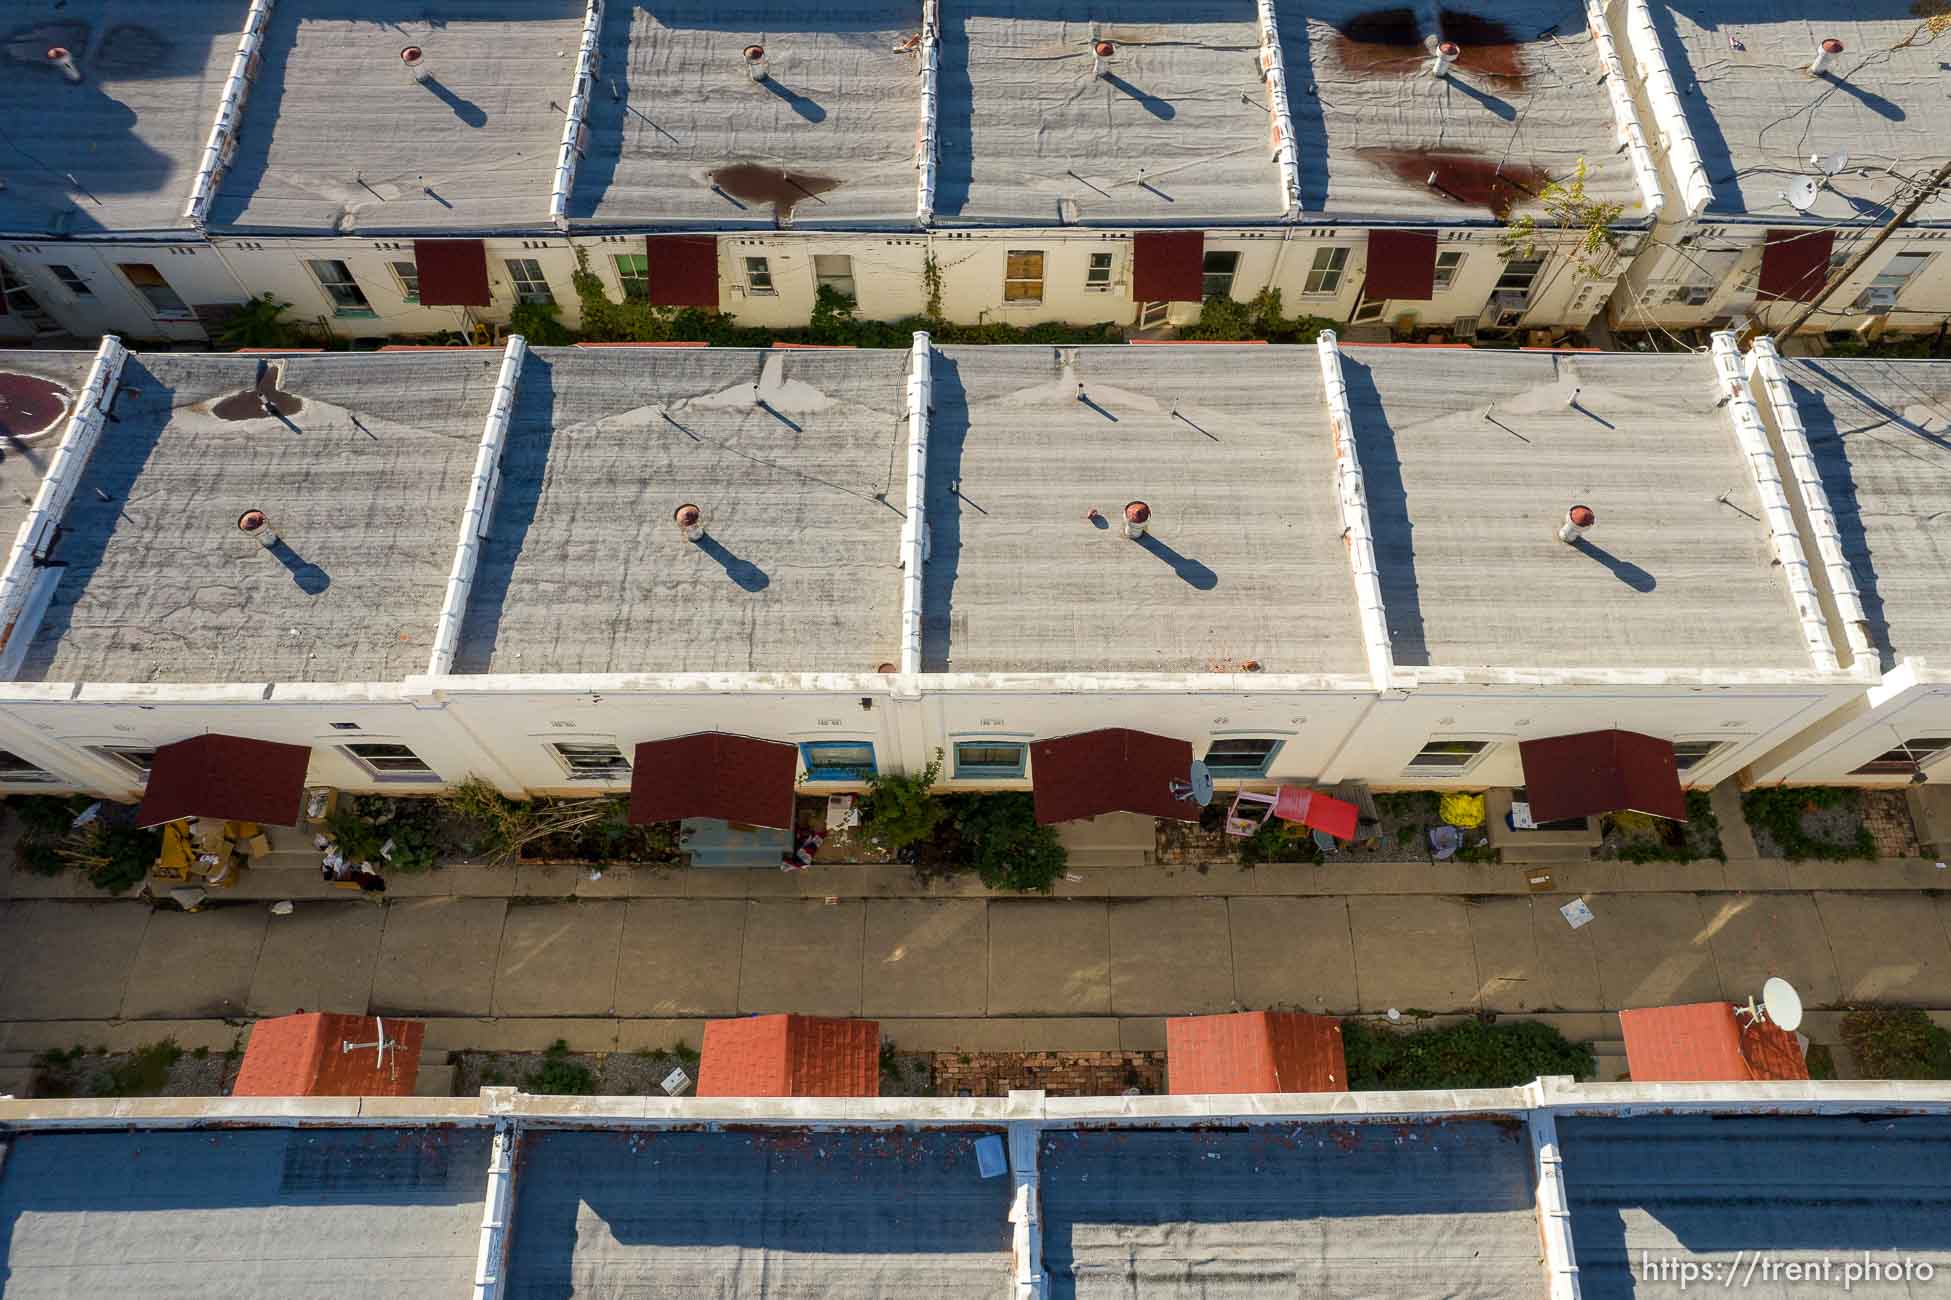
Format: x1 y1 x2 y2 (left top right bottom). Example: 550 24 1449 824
825 794 860 832
1561 897 1595 930
1063 873 1084 882
379 838 395 860
974 1134 1007 1178
70 801 103 830
1386 1008 1402 1023
660 1066 691 1096
1510 800 1537 831
1429 824 1462 860
270 900 294 916
588 869 604 882
1938 862 1947 871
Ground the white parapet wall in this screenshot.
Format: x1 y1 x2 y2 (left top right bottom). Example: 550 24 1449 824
1315 331 1394 693
900 332 932 676
1585 0 1663 221
915 0 942 226
1255 0 1301 219
428 335 528 677
183 0 276 229
1623 0 1713 217
550 0 605 231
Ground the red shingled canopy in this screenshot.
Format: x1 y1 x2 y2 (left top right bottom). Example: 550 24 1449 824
413 239 492 307
628 732 799 829
696 1014 880 1097
1619 1003 1808 1083
1518 728 1685 823
232 1013 425 1097
1030 727 1197 825
647 235 719 308
1168 1011 1347 1094
1364 229 1438 300
136 734 312 828
1131 231 1206 302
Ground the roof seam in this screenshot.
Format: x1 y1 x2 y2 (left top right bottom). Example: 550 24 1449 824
550 0 605 232
1315 332 1394 692
429 335 529 676
1585 0 1665 221
1623 0 1713 216
184 0 276 232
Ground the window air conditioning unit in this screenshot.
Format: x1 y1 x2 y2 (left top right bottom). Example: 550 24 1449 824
1480 291 1527 329
1855 286 1897 313
1673 284 1713 307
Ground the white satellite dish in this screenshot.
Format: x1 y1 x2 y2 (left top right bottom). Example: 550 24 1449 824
1761 977 1804 1032
1784 176 1822 212
1169 760 1216 807
1811 148 1850 176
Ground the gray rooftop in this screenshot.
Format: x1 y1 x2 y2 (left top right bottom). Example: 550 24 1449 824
1780 356 1951 673
22 351 499 685
505 1129 1014 1298
1038 1122 1543 1298
572 2 926 228
1559 1114 1951 1299
935 2 1283 225
0 352 92 547
924 345 1368 676
206 2 585 235
0 1126 490 1299
454 347 911 675
1648 0 1951 224
0 2 248 236
1278 0 1643 223
1344 347 1813 672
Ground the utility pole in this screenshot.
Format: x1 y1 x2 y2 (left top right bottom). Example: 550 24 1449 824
1772 158 1951 344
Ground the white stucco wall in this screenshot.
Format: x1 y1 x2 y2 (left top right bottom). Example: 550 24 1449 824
1 241 243 342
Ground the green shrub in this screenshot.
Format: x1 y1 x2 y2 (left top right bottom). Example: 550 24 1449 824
509 301 574 346
324 796 443 873
525 1039 598 1095
94 1039 184 1097
13 795 90 838
1841 1008 1951 1080
1341 1017 1594 1090
213 293 297 349
1240 820 1322 866
16 837 66 877
1176 289 1336 344
1741 786 1875 861
80 825 161 893
953 793 1067 892
859 750 945 854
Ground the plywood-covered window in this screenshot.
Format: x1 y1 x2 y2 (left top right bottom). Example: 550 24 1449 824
1004 250 1044 302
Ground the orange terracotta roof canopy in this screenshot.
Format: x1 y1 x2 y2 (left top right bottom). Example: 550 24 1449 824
232 1012 424 1097
696 1014 880 1098
1167 1011 1347 1095
1619 1002 1809 1083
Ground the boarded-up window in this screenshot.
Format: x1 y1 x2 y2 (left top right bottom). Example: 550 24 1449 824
1004 251 1044 302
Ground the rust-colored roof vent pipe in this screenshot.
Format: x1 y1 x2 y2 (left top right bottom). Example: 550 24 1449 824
1430 42 1460 78
743 44 770 82
1808 38 1843 76
1123 500 1151 540
1092 40 1115 79
1558 504 1595 544
675 503 706 543
47 47 81 84
400 46 431 83
238 510 280 549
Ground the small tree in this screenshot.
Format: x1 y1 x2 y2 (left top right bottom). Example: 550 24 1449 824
1500 158 1625 280
213 293 296 350
956 793 1067 892
858 749 945 854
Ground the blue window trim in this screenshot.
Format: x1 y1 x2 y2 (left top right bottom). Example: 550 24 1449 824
1203 737 1283 779
800 741 877 782
953 740 1028 779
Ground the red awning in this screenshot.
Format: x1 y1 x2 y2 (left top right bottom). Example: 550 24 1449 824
648 235 719 308
1364 230 1438 300
413 239 492 307
1619 1003 1808 1083
628 731 798 828
1518 728 1685 823
1757 229 1835 302
1131 231 1206 302
697 1014 880 1097
136 734 311 828
232 1013 425 1097
1030 727 1196 824
1168 1011 1347 1094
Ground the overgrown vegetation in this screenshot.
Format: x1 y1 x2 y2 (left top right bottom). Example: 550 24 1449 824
8 796 158 891
33 1039 185 1098
858 749 946 855
1342 1017 1595 1091
509 301 574 346
524 1039 598 1095
1741 786 1876 862
440 777 678 866
1606 790 1726 864
321 796 445 873
1500 158 1626 279
1175 288 1335 343
1840 1008 1951 1080
1239 818 1323 866
951 792 1068 892
212 293 298 349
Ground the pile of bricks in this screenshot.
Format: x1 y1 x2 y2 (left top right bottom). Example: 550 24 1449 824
929 1051 1166 1098
1863 790 1921 860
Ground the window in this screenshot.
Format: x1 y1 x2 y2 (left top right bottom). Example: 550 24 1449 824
1004 250 1044 302
814 254 856 301
1852 737 1951 777
1302 246 1349 295
89 745 156 777
1871 252 1931 294
1407 739 1493 772
505 258 555 306
801 741 876 781
1671 740 1728 773
1085 251 1114 290
341 742 437 780
1203 738 1282 778
614 252 649 301
0 750 58 783
954 741 1027 779
118 263 191 318
1432 250 1466 291
549 741 631 780
744 256 775 294
1202 250 1240 300
1495 258 1544 297
48 264 92 297
306 259 373 316
390 260 420 303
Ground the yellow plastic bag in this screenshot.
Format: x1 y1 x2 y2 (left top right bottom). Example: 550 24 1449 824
1439 792 1486 829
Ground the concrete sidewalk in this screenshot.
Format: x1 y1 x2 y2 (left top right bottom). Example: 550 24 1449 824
5 889 1949 1035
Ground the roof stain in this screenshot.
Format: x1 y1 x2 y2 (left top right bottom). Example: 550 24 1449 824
0 373 71 438
1331 8 1426 76
96 25 174 76
1362 149 1549 218
211 362 304 422
710 164 839 223
1438 10 1528 84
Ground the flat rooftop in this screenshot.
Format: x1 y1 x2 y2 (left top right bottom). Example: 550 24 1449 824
1645 1 1951 224
21 351 499 685
1343 347 1814 672
0 1 248 236
0 1126 491 1299
1779 356 1951 673
206 1 585 235
0 352 92 545
454 347 911 675
505 1128 1013 1297
924 345 1368 676
571 2 925 228
1039 1122 1543 1298
1277 0 1642 223
936 2 1283 225
1559 1114 1951 1296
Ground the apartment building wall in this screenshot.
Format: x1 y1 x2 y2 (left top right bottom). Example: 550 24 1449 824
1 241 243 343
